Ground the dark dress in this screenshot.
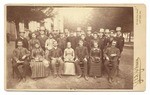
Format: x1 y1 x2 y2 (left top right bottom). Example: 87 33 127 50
30 48 49 78
89 48 102 77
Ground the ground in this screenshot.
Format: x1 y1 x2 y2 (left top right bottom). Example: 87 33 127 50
6 42 133 90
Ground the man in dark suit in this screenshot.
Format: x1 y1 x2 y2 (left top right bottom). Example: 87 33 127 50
37 27 48 51
115 27 124 53
85 27 93 53
15 31 29 50
75 40 89 80
13 40 30 82
67 32 77 50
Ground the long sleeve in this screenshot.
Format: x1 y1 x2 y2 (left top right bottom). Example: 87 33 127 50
63 49 67 58
25 48 30 57
13 50 18 61
85 47 89 58
75 48 78 59
45 39 48 49
72 49 75 59
116 49 121 58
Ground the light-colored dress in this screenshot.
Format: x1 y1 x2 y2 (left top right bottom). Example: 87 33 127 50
63 48 75 75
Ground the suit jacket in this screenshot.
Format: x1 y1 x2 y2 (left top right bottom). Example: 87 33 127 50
13 47 30 61
75 46 89 60
49 47 63 58
115 36 124 52
104 47 120 61
37 35 48 48
15 36 29 49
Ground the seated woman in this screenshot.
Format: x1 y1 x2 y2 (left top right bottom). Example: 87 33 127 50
63 42 75 75
30 42 49 79
89 41 102 78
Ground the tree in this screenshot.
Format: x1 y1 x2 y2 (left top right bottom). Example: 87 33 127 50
7 6 54 33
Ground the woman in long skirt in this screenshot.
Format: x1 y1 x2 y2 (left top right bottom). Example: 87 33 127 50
30 42 49 79
63 42 75 75
89 41 102 78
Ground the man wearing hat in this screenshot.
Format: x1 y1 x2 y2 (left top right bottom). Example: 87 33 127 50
98 28 105 51
67 31 77 50
75 27 82 47
53 29 60 40
12 40 30 82
64 29 70 37
15 30 29 50
107 30 116 47
57 32 67 53
103 29 110 50
37 26 48 51
115 27 124 53
85 26 93 53
115 27 124 75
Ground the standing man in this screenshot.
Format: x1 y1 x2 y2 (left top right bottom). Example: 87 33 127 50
49 41 64 78
98 28 105 51
115 27 125 75
45 33 56 59
85 26 93 53
103 29 110 50
67 32 77 50
57 32 67 53
15 31 29 50
115 27 124 53
12 40 30 82
37 26 48 51
75 27 82 47
75 40 89 80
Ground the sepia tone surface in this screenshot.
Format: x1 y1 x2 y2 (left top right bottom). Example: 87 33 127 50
4 4 146 91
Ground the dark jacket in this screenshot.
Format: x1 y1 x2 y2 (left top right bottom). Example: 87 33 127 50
15 37 29 50
75 46 89 60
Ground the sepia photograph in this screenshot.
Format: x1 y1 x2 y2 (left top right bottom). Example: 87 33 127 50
4 4 146 91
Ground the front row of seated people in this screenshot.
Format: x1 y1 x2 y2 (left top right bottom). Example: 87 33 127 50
12 39 120 83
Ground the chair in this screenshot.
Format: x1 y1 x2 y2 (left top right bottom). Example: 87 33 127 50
11 58 15 78
11 58 24 78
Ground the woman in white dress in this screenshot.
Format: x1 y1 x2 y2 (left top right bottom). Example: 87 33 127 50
63 42 76 75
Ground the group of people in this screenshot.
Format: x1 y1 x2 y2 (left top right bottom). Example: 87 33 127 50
12 26 124 83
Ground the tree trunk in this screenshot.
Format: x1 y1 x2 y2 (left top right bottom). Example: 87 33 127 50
15 20 19 38
129 31 131 42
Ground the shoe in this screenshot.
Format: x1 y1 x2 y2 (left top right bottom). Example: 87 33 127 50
22 78 26 82
94 76 97 79
84 76 89 81
108 78 112 83
77 75 82 79
17 78 22 82
53 74 57 78
58 74 62 78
